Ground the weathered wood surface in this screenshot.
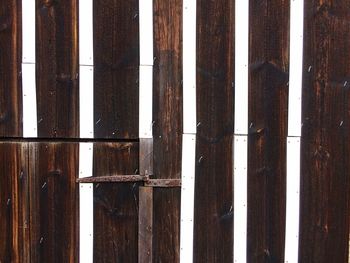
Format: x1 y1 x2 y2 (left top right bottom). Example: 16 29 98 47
300 1 350 262
138 187 153 263
153 188 180 262
93 142 140 262
29 142 78 262
0 143 29 262
247 0 289 262
195 0 234 261
152 0 182 261
0 1 21 137
153 0 182 180
36 0 79 138
93 0 139 139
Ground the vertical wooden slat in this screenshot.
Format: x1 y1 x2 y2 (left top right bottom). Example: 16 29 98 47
247 0 289 262
154 188 181 262
93 0 139 139
194 0 234 261
0 1 21 137
299 1 350 262
153 0 183 180
93 142 139 262
29 143 79 262
152 0 182 261
138 187 153 263
36 0 78 138
0 143 29 262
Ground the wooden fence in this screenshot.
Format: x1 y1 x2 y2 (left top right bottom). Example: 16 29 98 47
0 0 349 262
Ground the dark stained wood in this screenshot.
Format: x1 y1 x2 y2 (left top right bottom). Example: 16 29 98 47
93 0 139 139
36 0 79 138
0 143 29 263
140 138 153 176
299 1 350 262
194 137 233 262
153 188 180 262
0 0 21 137
93 142 139 262
152 1 182 261
138 187 153 263
29 142 79 262
247 1 289 262
15 143 30 263
153 0 182 180
194 0 234 261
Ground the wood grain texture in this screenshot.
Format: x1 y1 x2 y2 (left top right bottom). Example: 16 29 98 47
138 187 153 263
0 0 21 137
153 188 180 262
300 1 350 262
153 0 182 180
36 0 79 138
152 1 182 261
93 0 139 139
247 1 289 262
194 0 234 261
93 142 139 262
0 143 29 263
29 142 78 262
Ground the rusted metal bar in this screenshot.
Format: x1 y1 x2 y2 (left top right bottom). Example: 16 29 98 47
77 175 181 188
144 179 181 188
138 187 153 263
76 175 145 183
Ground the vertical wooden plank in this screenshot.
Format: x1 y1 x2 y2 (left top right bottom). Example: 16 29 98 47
29 142 79 262
138 187 153 263
247 0 289 262
154 188 180 262
36 0 78 138
152 0 182 261
153 0 183 180
17 143 30 262
93 0 139 139
300 1 350 262
93 142 139 262
0 1 21 137
194 0 234 261
0 143 29 262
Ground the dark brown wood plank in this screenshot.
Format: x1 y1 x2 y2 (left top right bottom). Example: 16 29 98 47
0 1 21 137
194 137 233 262
93 0 139 139
153 0 182 180
36 0 79 138
29 142 79 262
93 142 139 262
0 143 29 263
153 188 180 262
300 1 350 262
138 187 153 263
247 1 289 262
152 1 182 261
140 138 153 176
194 0 234 261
